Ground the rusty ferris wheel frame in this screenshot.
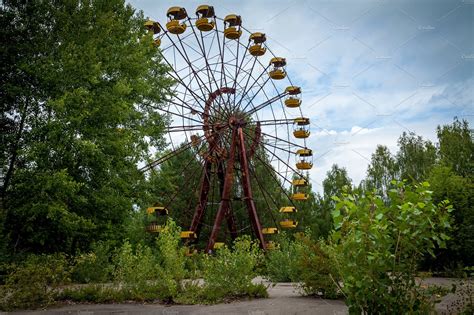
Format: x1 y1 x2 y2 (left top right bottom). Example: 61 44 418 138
140 5 313 253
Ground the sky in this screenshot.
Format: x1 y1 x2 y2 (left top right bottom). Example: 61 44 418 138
128 0 474 193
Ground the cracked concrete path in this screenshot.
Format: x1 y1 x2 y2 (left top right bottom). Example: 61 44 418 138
6 278 471 315
7 282 348 315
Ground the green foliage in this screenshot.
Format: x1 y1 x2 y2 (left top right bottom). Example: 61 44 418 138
147 145 201 230
58 283 164 303
1 0 172 255
155 218 186 300
437 118 473 178
323 164 353 201
327 181 453 314
265 232 304 282
264 231 340 298
426 165 474 268
363 145 398 199
0 254 70 311
72 242 113 284
397 132 437 183
200 236 266 302
113 241 155 286
297 237 341 299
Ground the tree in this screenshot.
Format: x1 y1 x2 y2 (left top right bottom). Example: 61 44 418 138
427 165 474 268
364 145 398 198
397 132 437 183
437 118 473 178
1 0 172 255
322 164 352 201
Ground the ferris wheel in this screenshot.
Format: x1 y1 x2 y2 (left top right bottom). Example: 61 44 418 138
141 5 313 253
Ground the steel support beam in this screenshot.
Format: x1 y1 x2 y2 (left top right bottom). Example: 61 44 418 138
218 161 238 240
189 159 212 236
237 127 266 250
206 128 238 253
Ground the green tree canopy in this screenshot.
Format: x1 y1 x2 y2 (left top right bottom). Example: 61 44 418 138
363 145 398 198
322 164 352 201
437 118 473 178
1 0 172 256
397 132 437 183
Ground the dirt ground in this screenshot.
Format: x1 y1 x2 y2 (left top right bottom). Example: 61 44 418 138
5 278 470 315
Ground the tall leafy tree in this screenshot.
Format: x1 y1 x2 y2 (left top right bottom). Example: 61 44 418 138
1 0 172 255
322 164 352 201
426 165 474 267
363 145 398 198
437 118 473 178
396 132 437 183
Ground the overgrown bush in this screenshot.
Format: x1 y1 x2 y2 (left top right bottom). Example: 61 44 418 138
72 241 113 283
154 218 185 300
200 236 267 302
265 232 304 282
0 254 70 310
113 241 156 286
327 181 452 314
297 237 340 299
58 283 165 303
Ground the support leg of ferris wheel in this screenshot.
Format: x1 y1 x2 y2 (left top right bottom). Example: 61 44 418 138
189 159 212 236
237 127 266 250
206 127 239 253
218 161 238 241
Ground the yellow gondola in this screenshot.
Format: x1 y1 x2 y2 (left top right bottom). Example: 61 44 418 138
166 7 187 34
280 219 298 229
224 14 242 39
284 86 301 108
144 20 161 34
146 206 168 215
292 178 308 187
296 161 312 170
195 5 215 31
279 206 297 213
180 231 197 239
269 57 286 80
291 192 309 201
293 117 310 139
146 222 163 233
296 148 313 170
262 227 279 234
249 32 266 56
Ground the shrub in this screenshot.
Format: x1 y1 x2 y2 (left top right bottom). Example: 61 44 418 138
113 241 156 285
327 181 452 314
201 236 266 302
265 232 303 282
0 253 70 311
297 238 340 299
58 283 165 303
72 241 113 283
155 218 185 300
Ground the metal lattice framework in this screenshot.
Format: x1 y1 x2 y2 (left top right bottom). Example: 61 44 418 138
141 6 313 253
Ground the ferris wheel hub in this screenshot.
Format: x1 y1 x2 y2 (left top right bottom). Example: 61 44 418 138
228 115 246 128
